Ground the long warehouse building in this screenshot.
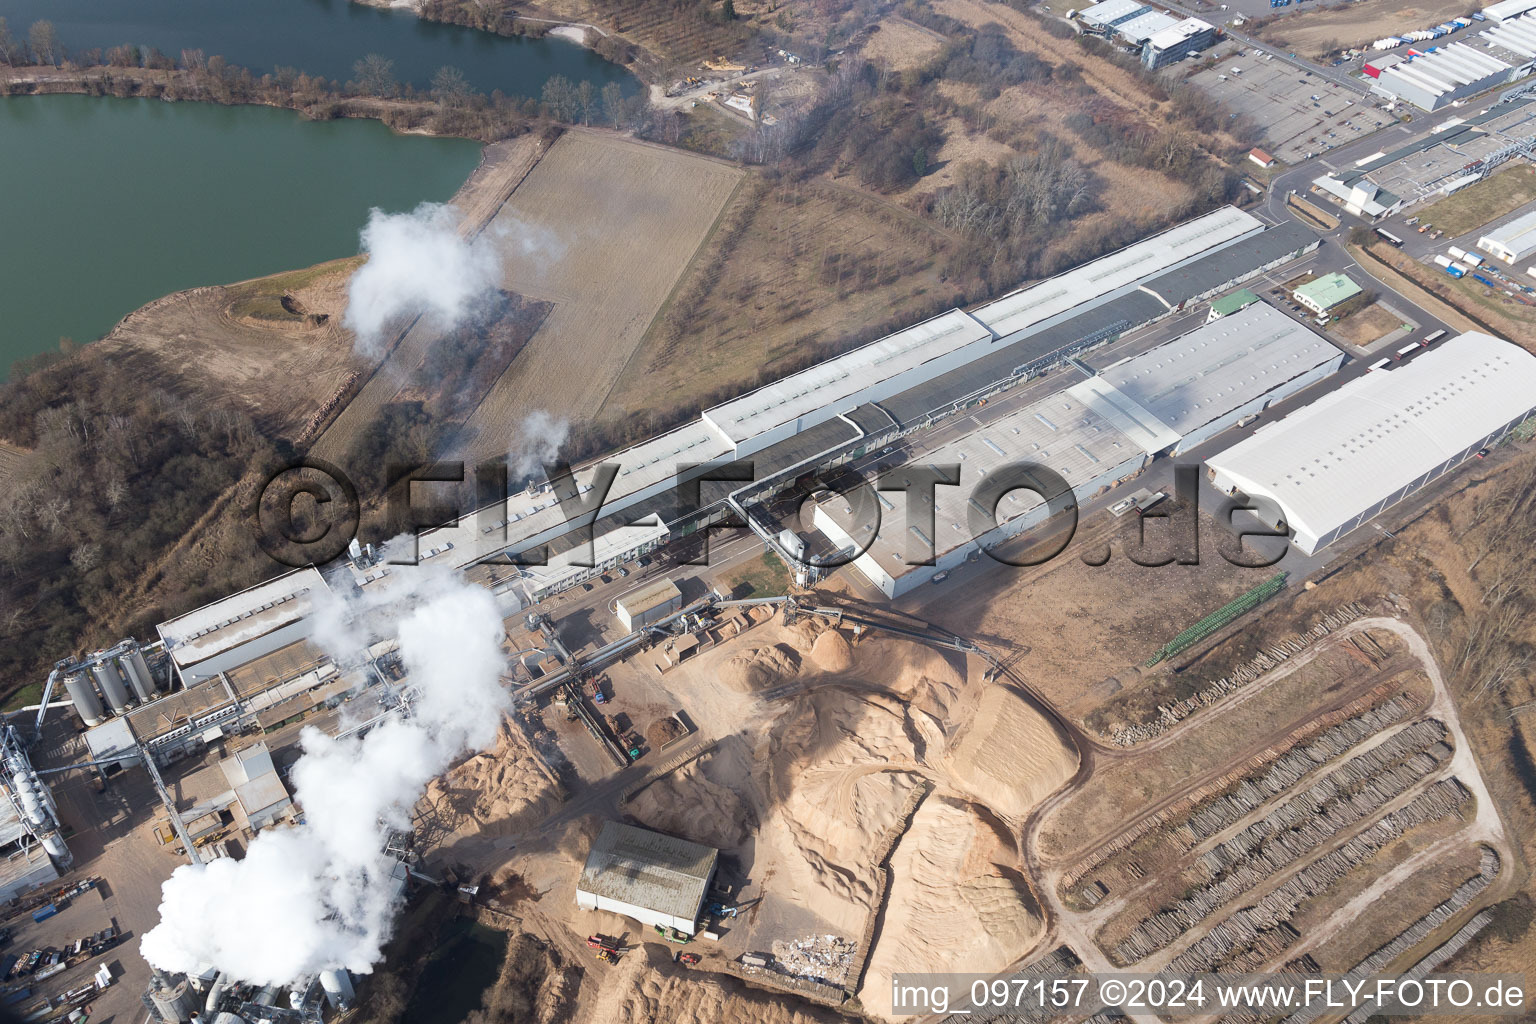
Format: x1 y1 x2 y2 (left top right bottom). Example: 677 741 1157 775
1205 332 1536 555
1069 301 1345 456
404 206 1275 582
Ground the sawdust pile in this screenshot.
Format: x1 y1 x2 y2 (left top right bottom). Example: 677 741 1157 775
626 755 757 850
611 959 844 1024
645 716 685 747
809 628 853 673
942 684 1078 818
859 797 1045 1020
422 721 562 838
720 643 802 692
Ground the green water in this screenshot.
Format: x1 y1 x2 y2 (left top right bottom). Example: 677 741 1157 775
0 95 484 374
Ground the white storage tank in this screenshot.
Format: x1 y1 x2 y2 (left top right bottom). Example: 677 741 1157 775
90 657 131 714
120 644 158 702
320 969 355 1009
63 670 104 726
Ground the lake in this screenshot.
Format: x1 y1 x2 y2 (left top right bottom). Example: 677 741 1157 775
0 0 636 96
0 95 485 373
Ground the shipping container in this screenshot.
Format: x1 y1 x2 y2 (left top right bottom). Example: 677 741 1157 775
1448 245 1468 260
30 905 56 923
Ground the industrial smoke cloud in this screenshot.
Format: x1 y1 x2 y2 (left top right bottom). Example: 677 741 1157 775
343 202 504 353
139 571 510 985
510 410 571 482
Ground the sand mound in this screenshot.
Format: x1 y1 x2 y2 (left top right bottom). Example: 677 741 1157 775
720 644 801 692
422 722 561 837
626 755 757 850
942 685 1078 819
858 797 1045 1020
810 628 853 673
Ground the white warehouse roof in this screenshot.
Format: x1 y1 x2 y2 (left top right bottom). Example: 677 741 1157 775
1087 302 1340 438
702 309 993 445
157 568 327 669
1116 10 1179 43
1486 13 1536 56
1147 17 1213 50
1485 0 1536 22
1479 206 1536 256
1079 0 1148 26
972 206 1262 340
1204 332 1536 549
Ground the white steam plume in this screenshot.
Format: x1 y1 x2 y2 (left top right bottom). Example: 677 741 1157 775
343 202 504 354
139 569 509 985
510 410 570 482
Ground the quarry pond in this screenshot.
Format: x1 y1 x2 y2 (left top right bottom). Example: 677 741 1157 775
0 0 637 96
0 95 484 373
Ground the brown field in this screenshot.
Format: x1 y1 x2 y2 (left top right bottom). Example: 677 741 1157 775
859 15 948 71
1333 299 1404 346
309 133 549 465
1254 0 1495 59
86 260 362 441
599 177 967 424
1417 163 1536 238
450 129 743 463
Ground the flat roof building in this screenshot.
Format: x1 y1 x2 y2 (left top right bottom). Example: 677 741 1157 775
1142 17 1217 69
576 822 718 936
156 568 329 687
1071 302 1344 456
1079 0 1150 30
1116 9 1179 44
1293 273 1362 314
219 743 293 832
1478 206 1536 263
1205 332 1536 554
813 387 1150 596
615 578 684 632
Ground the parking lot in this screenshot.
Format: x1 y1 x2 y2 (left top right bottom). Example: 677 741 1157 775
1191 51 1395 163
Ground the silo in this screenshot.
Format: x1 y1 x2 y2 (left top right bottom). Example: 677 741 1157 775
63 670 104 726
319 969 355 1009
90 656 131 714
149 977 195 1022
120 644 158 702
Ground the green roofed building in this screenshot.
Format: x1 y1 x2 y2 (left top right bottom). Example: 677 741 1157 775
1293 273 1362 315
1207 288 1260 322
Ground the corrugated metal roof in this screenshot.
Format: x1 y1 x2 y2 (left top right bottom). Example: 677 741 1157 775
157 569 327 669
578 822 717 920
1205 332 1536 543
972 206 1262 339
617 578 682 619
1479 206 1536 254
1093 303 1341 436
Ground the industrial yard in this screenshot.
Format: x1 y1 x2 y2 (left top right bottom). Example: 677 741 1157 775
10 0 1536 1017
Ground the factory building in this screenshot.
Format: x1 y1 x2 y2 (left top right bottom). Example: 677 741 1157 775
1370 41 1529 111
0 724 69 899
576 821 718 936
1115 9 1180 46
404 207 1267 580
1205 332 1536 554
615 579 684 632
1069 302 1345 456
1293 273 1362 315
219 743 293 832
1078 0 1151 32
1142 18 1217 69
813 388 1151 597
156 568 330 688
1478 206 1536 263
